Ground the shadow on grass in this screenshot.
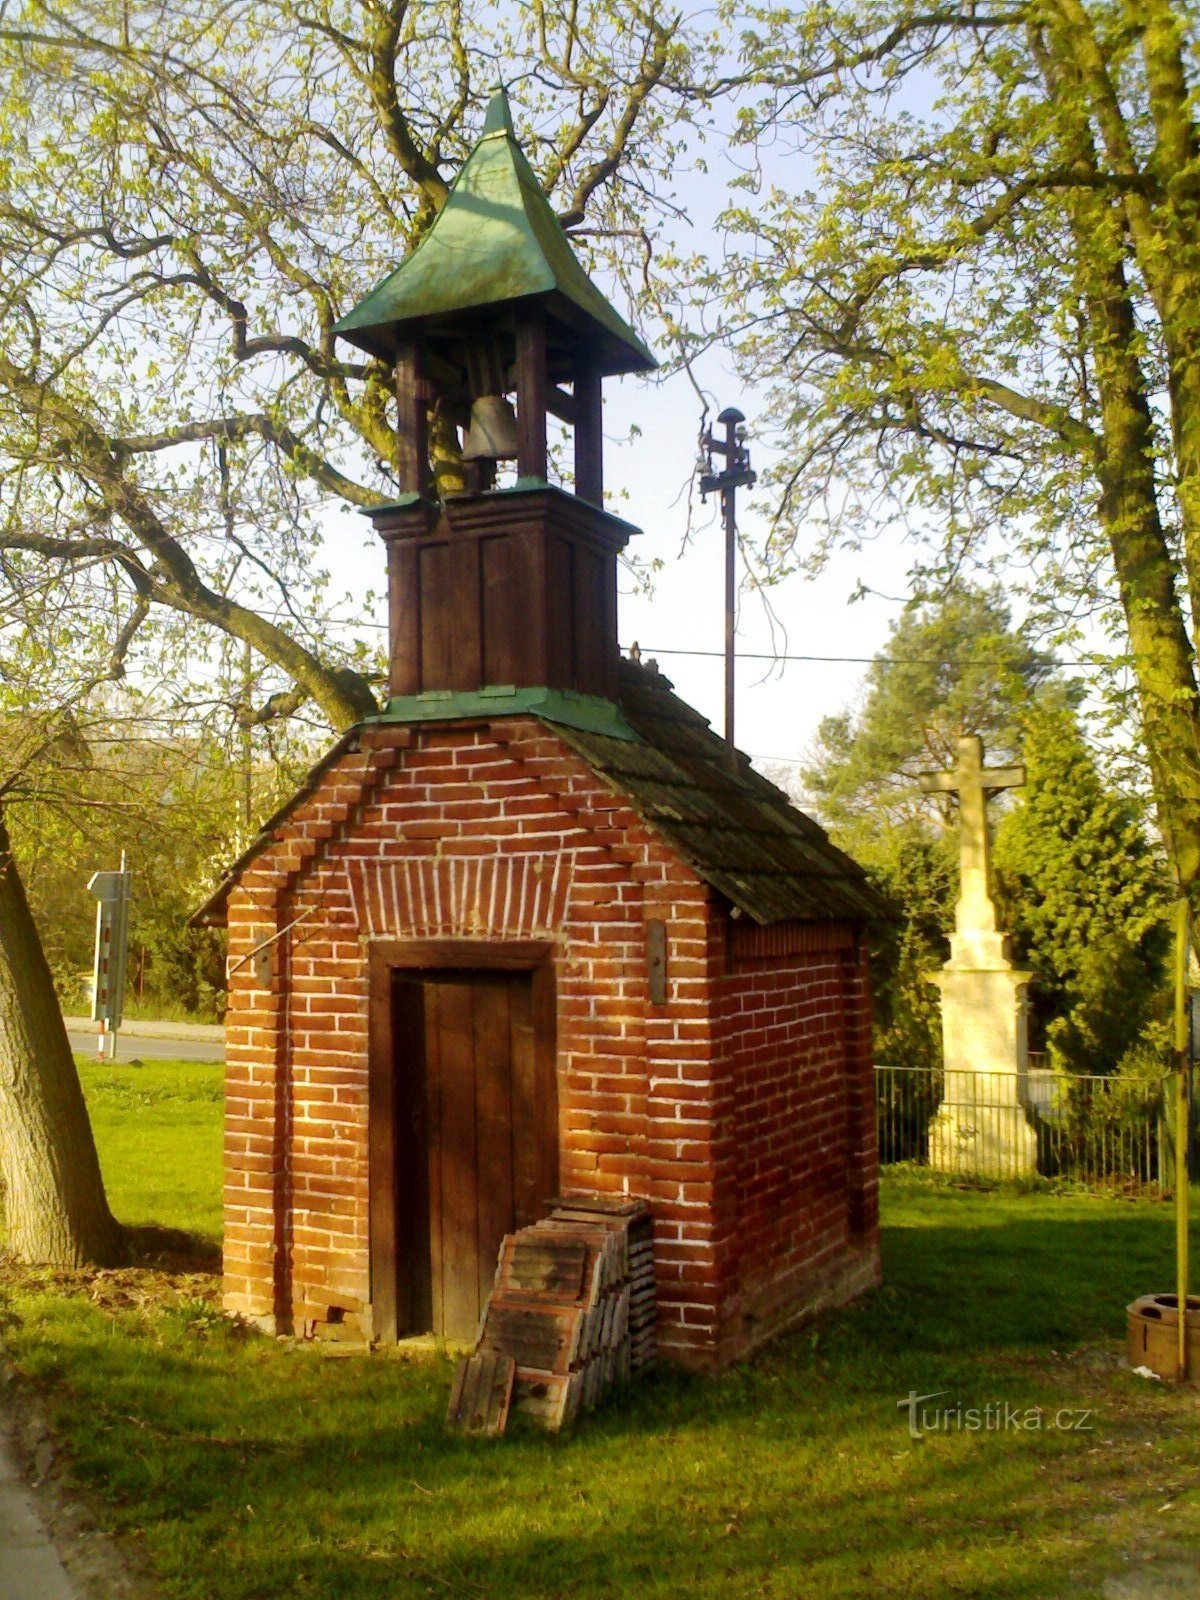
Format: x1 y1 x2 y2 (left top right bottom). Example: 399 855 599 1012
122 1222 221 1275
48 1326 1136 1600
8 1191 1194 1600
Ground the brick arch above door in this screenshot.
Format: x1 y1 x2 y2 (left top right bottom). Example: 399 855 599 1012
345 855 575 941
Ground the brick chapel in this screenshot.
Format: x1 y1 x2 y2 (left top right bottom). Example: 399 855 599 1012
198 91 885 1370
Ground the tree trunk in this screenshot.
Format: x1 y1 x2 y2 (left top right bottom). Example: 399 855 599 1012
0 808 121 1265
1074 191 1200 898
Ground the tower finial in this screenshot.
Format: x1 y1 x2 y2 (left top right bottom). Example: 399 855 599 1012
482 84 514 138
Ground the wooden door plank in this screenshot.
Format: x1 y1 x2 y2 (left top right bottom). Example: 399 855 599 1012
368 951 398 1343
509 975 539 1228
473 975 515 1316
532 960 560 1217
393 978 431 1335
424 981 445 1338
436 977 479 1341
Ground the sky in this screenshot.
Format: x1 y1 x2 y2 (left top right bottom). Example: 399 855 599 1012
604 362 914 773
309 50 1132 790
320 94 924 785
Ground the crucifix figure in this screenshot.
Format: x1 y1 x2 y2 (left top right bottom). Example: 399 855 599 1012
919 735 1024 941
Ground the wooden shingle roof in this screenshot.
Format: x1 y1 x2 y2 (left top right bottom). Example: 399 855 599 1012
556 658 888 926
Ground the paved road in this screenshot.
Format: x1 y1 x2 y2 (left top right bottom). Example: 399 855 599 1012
0 1427 76 1600
66 1029 224 1064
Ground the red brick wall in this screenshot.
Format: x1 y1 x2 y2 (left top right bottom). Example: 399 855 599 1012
712 925 881 1359
222 716 878 1367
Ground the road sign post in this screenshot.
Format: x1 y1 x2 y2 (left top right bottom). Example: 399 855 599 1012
89 858 132 1060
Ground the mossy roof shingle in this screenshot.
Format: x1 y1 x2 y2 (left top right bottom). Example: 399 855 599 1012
556 658 887 925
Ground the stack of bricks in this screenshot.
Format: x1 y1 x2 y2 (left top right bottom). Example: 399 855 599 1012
446 1196 654 1435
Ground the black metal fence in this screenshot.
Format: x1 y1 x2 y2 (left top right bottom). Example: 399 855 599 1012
875 1062 1169 1188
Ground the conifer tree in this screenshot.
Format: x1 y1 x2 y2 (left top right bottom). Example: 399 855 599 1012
994 702 1170 1074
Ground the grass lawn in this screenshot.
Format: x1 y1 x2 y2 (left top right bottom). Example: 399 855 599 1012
0 1059 1198 1598
78 1055 224 1243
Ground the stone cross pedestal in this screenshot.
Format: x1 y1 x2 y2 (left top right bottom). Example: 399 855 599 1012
920 736 1038 1177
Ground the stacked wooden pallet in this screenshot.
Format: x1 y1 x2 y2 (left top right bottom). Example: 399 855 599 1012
446 1195 655 1435
625 1210 657 1374
541 1196 657 1377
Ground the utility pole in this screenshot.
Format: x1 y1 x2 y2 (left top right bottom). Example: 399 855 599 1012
699 407 756 774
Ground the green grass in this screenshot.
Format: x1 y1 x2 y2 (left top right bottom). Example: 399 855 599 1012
1 1067 1198 1598
77 1054 224 1241
119 996 225 1025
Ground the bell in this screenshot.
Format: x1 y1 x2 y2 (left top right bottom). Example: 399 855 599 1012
462 394 519 461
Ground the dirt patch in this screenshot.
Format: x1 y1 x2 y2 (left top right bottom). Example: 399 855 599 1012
0 1229 222 1325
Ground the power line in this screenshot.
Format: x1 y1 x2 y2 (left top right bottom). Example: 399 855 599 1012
321 616 1112 673
632 645 1102 671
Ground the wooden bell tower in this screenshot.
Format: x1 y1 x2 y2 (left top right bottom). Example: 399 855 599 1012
334 89 656 713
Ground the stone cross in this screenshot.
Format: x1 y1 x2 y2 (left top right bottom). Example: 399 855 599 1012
919 735 1024 935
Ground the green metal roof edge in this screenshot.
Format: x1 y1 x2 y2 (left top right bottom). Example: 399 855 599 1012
500 130 657 370
361 492 424 514
333 90 656 374
371 685 638 741
358 480 644 540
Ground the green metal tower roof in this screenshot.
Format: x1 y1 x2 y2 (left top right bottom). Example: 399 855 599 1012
333 89 656 377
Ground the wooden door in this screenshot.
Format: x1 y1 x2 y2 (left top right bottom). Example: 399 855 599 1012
391 968 557 1341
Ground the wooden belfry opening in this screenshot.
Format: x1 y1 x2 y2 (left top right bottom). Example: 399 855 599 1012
335 90 653 512
369 943 557 1343
390 303 607 504
334 88 655 712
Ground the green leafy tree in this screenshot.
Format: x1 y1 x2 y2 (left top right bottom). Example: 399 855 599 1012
695 0 1200 909
0 1 705 1263
15 724 314 1022
862 826 954 1075
798 587 1051 1072
993 701 1171 1073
